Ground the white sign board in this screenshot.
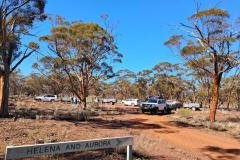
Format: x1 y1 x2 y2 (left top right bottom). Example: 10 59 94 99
5 136 133 160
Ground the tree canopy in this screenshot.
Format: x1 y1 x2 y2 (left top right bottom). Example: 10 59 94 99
38 21 122 109
165 8 240 121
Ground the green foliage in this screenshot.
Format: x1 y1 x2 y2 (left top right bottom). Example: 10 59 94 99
164 35 183 46
9 70 25 96
28 42 39 50
153 62 180 73
165 7 240 121
190 8 229 19
0 0 46 117
100 62 190 101
181 45 206 56
40 22 122 75
38 20 122 108
0 0 46 72
165 8 239 76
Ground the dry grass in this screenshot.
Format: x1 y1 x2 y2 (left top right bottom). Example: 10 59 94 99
0 117 148 160
2 99 239 160
0 100 149 160
8 99 100 121
176 108 192 118
171 109 240 138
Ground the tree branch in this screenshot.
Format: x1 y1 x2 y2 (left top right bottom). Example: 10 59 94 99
10 48 36 73
6 0 31 17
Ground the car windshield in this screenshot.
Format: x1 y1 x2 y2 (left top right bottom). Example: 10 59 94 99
158 99 166 103
147 99 157 103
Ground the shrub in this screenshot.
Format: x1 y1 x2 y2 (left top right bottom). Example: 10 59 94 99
176 108 192 118
207 122 228 132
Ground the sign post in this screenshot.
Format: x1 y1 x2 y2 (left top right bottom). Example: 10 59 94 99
127 144 132 160
5 136 133 160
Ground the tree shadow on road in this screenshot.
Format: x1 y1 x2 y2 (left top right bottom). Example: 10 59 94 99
74 117 165 130
201 146 240 160
163 120 203 128
154 129 179 134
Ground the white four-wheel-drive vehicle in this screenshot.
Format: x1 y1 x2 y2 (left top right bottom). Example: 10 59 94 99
166 100 182 110
121 99 140 106
101 98 117 105
35 95 57 102
183 102 201 111
140 99 170 114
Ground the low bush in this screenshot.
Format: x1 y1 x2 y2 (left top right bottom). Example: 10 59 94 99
207 122 228 132
171 110 240 137
176 108 192 118
9 106 98 121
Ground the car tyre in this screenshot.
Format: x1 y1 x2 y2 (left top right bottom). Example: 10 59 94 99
164 107 170 114
150 107 157 115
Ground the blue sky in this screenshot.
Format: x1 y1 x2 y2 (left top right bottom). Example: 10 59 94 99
19 0 240 75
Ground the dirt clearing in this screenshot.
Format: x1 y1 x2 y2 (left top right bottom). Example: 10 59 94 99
0 102 239 160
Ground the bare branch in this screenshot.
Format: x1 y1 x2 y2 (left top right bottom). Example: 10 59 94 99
10 47 37 73
6 0 31 17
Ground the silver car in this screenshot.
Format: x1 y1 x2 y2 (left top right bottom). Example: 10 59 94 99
35 94 57 102
140 99 169 114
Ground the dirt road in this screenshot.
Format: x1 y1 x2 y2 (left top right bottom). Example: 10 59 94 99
109 107 240 160
0 102 239 160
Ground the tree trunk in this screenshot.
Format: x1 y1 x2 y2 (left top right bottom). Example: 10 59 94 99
226 94 231 111
0 73 10 117
207 83 211 108
209 75 221 122
236 89 240 111
80 79 87 110
81 96 87 110
238 100 240 111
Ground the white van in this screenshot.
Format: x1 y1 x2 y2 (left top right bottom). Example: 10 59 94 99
121 99 140 106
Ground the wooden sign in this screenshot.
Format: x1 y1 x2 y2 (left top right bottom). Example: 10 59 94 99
5 136 133 160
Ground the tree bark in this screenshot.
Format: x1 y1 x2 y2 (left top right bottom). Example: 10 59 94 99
236 89 240 111
226 94 231 111
81 96 87 110
207 83 211 108
80 78 87 110
209 74 221 122
0 75 4 116
0 73 10 117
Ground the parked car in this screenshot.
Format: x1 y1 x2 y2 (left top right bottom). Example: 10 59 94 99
61 96 81 104
61 96 72 103
101 98 117 105
147 95 164 100
121 99 140 106
35 94 57 102
166 100 182 110
139 98 170 114
183 102 201 111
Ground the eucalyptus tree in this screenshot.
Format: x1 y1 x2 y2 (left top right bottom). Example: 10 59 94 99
33 56 69 95
165 8 240 122
0 0 46 117
189 69 211 106
135 69 153 99
152 62 186 100
113 69 136 99
220 72 240 110
40 22 122 109
9 69 24 96
24 73 45 96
